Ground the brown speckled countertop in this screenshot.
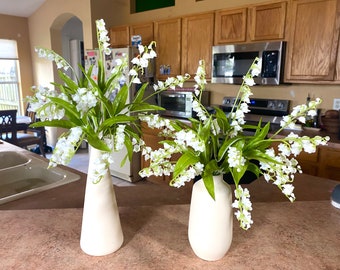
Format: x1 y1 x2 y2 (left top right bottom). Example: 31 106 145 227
1 201 340 269
1 141 340 269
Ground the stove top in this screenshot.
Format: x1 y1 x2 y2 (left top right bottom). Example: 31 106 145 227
219 97 291 126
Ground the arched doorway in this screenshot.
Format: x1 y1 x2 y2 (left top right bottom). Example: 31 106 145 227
50 14 84 84
47 14 84 147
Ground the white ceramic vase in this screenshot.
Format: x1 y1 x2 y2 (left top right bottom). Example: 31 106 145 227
188 175 233 261
80 147 124 256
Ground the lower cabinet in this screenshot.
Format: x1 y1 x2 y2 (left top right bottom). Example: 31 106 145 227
270 141 340 181
140 122 172 184
291 145 340 181
318 146 340 180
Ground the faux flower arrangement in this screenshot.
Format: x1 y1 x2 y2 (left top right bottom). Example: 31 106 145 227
139 58 330 230
27 18 330 231
27 19 188 182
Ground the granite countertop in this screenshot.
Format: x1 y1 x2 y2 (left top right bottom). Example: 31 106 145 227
1 201 340 269
1 141 340 269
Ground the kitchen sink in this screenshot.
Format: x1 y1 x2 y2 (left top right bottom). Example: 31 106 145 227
0 151 31 171
0 153 81 204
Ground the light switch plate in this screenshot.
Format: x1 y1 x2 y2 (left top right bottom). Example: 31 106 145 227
333 99 340 110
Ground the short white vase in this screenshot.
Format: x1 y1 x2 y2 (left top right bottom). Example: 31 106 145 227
80 147 124 256
188 175 233 261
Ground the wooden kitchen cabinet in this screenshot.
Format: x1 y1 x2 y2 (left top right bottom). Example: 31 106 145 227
214 1 287 45
285 0 340 82
296 148 319 176
318 146 340 180
270 140 340 180
293 144 340 181
140 122 168 184
140 121 183 184
181 12 214 79
214 8 247 44
248 1 287 41
154 18 182 80
109 25 130 47
130 22 154 46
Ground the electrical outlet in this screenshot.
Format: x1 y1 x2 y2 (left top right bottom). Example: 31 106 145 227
333 98 340 110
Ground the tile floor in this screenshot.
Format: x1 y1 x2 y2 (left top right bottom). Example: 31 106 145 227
46 148 139 187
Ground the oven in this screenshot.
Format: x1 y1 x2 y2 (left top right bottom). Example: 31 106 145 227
219 97 290 131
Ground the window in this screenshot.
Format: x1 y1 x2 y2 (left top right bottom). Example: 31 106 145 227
0 39 21 114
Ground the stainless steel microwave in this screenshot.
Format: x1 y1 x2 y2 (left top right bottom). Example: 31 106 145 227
158 88 210 119
212 41 286 85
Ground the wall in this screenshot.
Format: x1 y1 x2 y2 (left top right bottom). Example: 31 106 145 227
109 0 340 112
90 0 120 48
28 0 93 88
28 0 93 146
0 14 33 114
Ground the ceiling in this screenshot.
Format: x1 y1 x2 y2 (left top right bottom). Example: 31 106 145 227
0 0 46 17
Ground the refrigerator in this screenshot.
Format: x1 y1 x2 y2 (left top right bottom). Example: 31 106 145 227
84 47 147 182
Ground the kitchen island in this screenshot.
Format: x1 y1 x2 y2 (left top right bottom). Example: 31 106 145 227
0 141 340 269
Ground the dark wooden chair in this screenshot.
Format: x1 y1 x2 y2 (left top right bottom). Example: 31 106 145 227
25 103 52 154
0 109 46 157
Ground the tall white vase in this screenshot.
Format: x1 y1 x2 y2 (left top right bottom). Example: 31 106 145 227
80 147 124 256
188 175 233 261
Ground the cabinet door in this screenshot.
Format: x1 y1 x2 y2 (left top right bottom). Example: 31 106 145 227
182 13 214 79
297 149 319 176
249 2 287 41
154 18 182 80
318 146 340 180
130 22 154 46
285 0 340 82
109 25 130 48
214 8 247 44
140 122 167 184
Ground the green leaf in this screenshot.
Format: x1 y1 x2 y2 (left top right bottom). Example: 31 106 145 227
99 115 136 132
229 160 249 186
199 116 212 142
173 151 199 179
129 103 164 113
48 97 82 126
57 70 78 91
111 84 129 115
217 137 243 161
255 121 270 140
97 60 106 91
214 107 230 133
202 174 215 200
247 161 262 178
30 119 76 129
86 132 110 152
201 160 220 200
123 135 133 163
245 149 281 165
132 83 147 104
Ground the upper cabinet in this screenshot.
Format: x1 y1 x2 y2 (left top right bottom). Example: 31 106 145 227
130 22 154 46
109 25 130 48
108 0 340 84
248 2 287 41
182 13 214 79
154 18 182 80
214 1 287 44
285 0 340 82
214 8 247 44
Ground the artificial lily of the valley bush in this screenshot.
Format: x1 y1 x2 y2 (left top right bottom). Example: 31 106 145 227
139 58 330 230
27 19 189 182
